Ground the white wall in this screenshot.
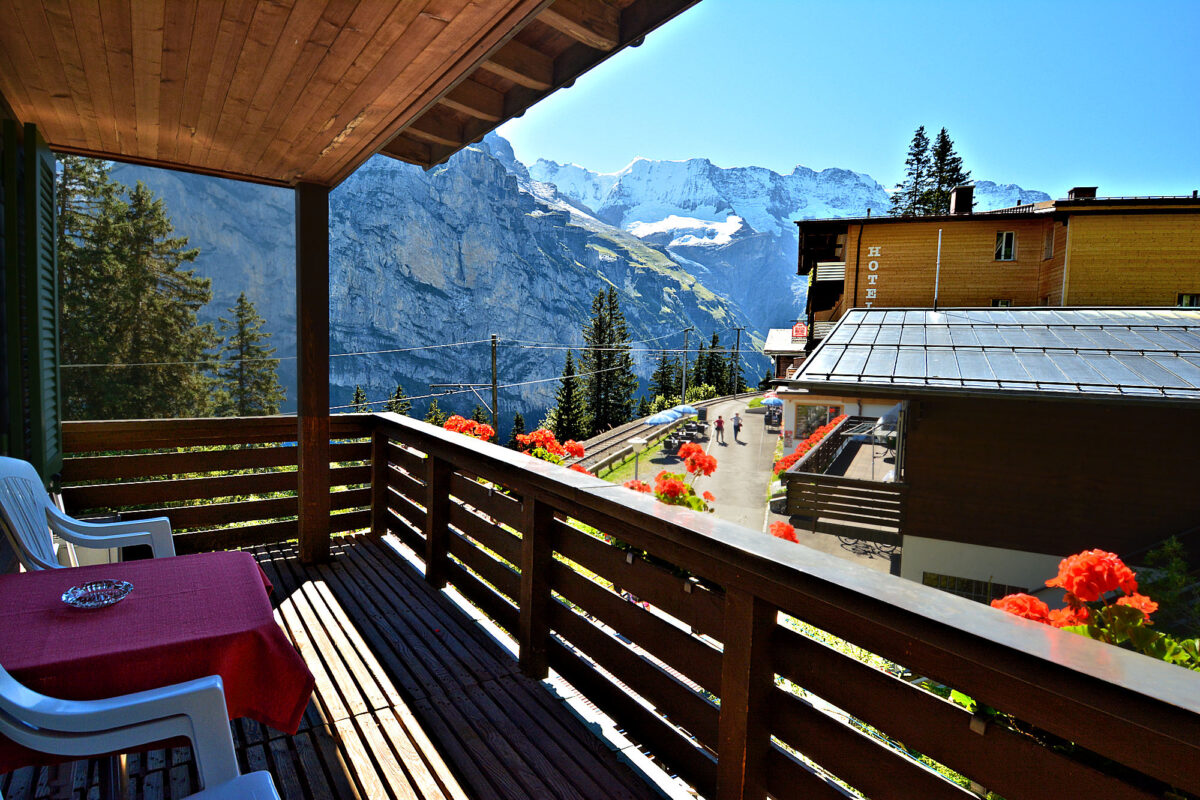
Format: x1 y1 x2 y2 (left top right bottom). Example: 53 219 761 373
900 535 1063 597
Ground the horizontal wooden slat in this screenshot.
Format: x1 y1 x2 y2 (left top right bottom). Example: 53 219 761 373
548 638 718 798
388 486 427 533
764 744 859 800
385 509 424 555
386 440 427 476
772 625 1159 800
63 415 371 452
550 560 722 695
448 529 521 603
771 688 970 800
449 502 521 565
549 603 720 750
388 463 426 503
553 520 725 640
63 440 368 482
450 472 522 528
445 559 520 634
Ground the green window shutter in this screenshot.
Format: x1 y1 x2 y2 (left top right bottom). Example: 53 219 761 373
0 121 61 486
24 124 62 481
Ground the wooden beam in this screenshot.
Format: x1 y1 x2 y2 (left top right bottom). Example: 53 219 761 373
538 0 619 51
518 496 554 678
379 134 432 166
296 182 331 563
438 79 504 122
405 112 463 149
480 39 553 90
716 588 774 800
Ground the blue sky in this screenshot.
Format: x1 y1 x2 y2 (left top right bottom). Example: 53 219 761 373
498 0 1200 198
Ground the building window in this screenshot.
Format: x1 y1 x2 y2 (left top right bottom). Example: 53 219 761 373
994 231 1016 261
991 299 1013 307
1043 227 1054 260
922 572 1027 604
1179 293 1200 307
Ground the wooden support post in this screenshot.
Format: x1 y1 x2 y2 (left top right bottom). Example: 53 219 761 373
296 182 330 563
424 456 452 588
716 587 775 800
518 496 554 679
370 429 389 537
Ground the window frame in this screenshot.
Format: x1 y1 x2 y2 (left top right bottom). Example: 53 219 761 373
1178 293 1200 308
994 230 1016 261
1043 227 1054 260
991 299 1013 307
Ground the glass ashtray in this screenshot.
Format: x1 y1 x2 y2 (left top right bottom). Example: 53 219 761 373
61 579 133 609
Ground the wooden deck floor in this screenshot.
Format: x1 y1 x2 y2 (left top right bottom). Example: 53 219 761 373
0 535 662 800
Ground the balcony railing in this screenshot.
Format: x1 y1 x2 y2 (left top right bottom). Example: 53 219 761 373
813 261 846 282
55 414 1200 800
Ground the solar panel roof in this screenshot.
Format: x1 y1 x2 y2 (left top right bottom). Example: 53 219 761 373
790 308 1200 403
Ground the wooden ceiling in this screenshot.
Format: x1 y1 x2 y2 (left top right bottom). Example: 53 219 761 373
0 0 698 188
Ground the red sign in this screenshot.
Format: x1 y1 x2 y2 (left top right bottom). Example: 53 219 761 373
791 321 808 339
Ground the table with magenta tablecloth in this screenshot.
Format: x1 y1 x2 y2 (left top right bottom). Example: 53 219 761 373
0 550 315 772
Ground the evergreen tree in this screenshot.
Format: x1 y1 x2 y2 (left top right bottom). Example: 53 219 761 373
890 126 933 216
58 157 218 419
351 385 369 412
648 349 679 399
424 399 448 426
213 293 285 416
731 361 748 393
926 128 971 214
470 404 491 425
691 341 708 390
758 370 774 390
704 333 730 394
507 412 526 449
580 287 638 435
385 384 412 415
636 395 652 418
552 350 589 442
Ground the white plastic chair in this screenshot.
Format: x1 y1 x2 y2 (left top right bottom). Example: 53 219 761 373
0 661 279 799
0 456 175 571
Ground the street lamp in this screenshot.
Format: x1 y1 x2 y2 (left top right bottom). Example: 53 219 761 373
629 437 648 482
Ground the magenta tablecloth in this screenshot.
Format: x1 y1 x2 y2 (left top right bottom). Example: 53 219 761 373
0 551 314 772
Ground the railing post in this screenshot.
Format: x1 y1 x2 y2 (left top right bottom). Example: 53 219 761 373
716 587 774 800
370 427 389 537
518 496 553 679
424 456 451 588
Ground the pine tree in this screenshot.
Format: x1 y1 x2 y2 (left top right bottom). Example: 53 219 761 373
890 126 933 216
213 293 285 416
507 412 526 449
636 395 652 418
704 333 730 394
58 157 218 419
691 341 708 390
424 399 448 426
758 370 774 390
552 350 589 442
580 287 638 435
926 127 972 214
470 404 490 424
648 349 679 399
351 385 369 412
385 385 412 415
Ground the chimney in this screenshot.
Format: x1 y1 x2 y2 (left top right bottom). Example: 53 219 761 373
949 184 974 215
1067 186 1098 200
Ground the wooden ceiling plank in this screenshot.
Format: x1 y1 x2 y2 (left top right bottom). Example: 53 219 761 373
253 0 413 180
404 109 463 148
438 78 504 121
537 0 619 51
319 0 551 182
239 0 360 179
64 0 122 154
479 37 553 89
40 0 105 151
155 0 198 165
97 0 138 156
0 37 39 128
268 1 445 181
210 0 294 176
171 0 223 167
8 0 87 148
129 0 166 160
187 0 257 175
379 133 432 165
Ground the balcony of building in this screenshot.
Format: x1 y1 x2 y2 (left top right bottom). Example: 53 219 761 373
3 412 1199 800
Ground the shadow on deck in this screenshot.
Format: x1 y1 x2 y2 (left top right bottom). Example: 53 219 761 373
0 535 661 800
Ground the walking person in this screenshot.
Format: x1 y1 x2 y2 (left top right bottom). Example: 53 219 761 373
732 412 743 442
714 415 726 444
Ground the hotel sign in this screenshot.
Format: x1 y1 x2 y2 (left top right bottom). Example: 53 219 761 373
864 246 881 307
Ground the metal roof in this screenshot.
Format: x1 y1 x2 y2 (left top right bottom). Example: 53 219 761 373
764 328 806 354
791 308 1200 404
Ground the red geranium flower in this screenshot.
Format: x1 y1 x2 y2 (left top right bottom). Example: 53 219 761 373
568 463 592 475
564 440 585 458
702 491 715 502
1048 605 1090 628
657 478 687 498
990 593 1051 623
1116 593 1158 623
1045 550 1138 602
623 479 652 493
685 453 717 476
678 442 704 459
769 521 798 543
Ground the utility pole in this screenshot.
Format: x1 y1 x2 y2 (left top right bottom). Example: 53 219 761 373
680 326 694 402
730 326 743 393
490 333 498 430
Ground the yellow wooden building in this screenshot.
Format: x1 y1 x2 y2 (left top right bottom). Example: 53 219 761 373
796 186 1200 346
